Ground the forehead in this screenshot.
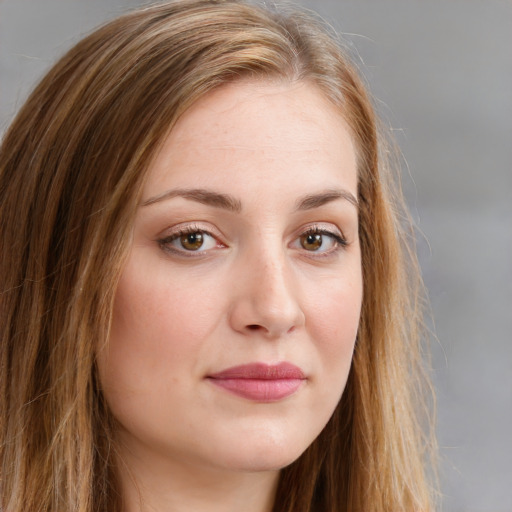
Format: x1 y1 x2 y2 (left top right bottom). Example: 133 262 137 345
143 80 358 200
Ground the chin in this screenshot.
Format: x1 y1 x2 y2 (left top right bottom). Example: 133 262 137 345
221 451 302 473
210 429 313 473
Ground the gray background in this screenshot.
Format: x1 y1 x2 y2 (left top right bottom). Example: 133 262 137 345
1 1 511 510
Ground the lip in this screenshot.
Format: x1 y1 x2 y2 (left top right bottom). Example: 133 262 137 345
207 362 306 402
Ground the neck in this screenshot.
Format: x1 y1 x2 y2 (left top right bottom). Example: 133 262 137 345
115 444 280 512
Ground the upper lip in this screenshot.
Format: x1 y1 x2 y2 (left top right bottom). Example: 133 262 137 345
208 362 305 380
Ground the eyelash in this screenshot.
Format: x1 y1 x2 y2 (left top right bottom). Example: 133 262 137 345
157 223 347 258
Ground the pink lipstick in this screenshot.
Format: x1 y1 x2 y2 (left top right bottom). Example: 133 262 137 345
207 362 305 402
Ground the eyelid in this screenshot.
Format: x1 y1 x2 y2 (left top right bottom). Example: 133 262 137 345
292 222 346 242
157 221 224 240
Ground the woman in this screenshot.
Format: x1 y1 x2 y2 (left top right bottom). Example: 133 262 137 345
0 1 436 511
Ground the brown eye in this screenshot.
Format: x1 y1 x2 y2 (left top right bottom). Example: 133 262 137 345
300 233 323 251
160 228 219 256
180 232 204 250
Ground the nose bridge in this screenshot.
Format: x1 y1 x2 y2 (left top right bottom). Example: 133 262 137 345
230 237 305 338
254 247 292 308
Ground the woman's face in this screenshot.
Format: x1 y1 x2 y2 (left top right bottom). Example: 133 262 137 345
98 80 362 475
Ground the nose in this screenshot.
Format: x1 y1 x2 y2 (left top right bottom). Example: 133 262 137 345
228 249 305 339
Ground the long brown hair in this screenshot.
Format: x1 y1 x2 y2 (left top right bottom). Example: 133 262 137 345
0 1 436 510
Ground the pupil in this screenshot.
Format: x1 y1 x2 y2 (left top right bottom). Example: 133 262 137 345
302 233 322 250
181 232 203 250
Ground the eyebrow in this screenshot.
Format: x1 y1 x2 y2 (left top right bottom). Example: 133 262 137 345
295 189 358 211
141 187 358 212
141 188 242 212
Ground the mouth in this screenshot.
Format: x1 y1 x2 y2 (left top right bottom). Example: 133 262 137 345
207 362 306 402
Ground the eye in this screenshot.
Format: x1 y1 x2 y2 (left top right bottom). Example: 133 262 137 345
178 232 210 251
300 232 325 251
292 226 347 255
158 226 221 255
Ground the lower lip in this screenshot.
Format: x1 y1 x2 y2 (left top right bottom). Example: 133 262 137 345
208 378 303 402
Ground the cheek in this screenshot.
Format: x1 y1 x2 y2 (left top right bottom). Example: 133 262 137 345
97 257 224 405
292 262 362 442
304 265 362 379
114 259 220 346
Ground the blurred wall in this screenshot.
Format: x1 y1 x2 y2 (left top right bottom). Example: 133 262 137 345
1 1 511 510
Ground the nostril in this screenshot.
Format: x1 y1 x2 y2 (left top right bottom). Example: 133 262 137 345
247 324 261 331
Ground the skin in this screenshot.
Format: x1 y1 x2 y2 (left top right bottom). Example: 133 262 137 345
97 80 362 512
